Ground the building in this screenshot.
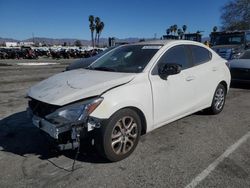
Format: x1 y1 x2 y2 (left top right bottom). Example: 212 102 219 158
5 41 35 47
5 42 18 47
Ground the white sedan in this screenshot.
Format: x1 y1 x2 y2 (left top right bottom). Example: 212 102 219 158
27 40 231 161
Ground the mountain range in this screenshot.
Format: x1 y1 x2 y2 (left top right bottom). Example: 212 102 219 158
0 36 209 46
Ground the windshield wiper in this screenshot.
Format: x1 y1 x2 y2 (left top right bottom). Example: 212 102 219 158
90 66 116 72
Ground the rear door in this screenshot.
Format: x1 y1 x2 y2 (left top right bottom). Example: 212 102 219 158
186 45 218 108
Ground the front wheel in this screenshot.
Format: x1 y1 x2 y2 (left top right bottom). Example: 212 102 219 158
96 109 141 162
207 83 226 114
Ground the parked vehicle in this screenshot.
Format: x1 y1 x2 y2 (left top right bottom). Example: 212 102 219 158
228 50 250 83
65 46 117 71
0 47 37 59
27 40 231 161
210 30 250 60
0 47 104 60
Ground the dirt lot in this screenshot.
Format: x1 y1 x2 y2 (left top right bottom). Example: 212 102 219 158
0 59 250 188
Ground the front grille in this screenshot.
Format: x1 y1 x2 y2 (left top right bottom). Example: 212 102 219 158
29 98 60 118
230 68 250 80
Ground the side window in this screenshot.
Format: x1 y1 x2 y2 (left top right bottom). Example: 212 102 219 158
190 45 212 65
157 45 191 70
246 33 250 43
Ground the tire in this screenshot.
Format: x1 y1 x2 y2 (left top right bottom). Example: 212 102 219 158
207 84 226 115
96 108 141 162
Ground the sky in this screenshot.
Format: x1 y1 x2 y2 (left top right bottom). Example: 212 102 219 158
0 0 230 40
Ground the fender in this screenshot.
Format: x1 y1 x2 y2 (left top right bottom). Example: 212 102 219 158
90 74 154 132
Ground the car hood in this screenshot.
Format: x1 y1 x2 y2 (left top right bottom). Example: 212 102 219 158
28 69 136 106
229 59 250 69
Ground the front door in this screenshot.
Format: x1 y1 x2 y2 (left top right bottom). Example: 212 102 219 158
149 45 196 128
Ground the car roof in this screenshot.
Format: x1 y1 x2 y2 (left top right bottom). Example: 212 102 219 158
132 40 175 46
130 40 203 47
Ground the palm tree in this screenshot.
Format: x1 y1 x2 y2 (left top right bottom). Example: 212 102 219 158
177 28 183 39
89 15 95 48
173 25 178 35
182 25 187 33
97 21 104 46
169 26 174 35
94 17 100 46
166 29 170 35
213 26 218 32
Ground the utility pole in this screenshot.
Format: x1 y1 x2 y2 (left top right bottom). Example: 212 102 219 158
32 33 35 44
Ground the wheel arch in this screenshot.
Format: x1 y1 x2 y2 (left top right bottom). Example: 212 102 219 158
107 106 147 136
128 106 147 135
219 80 228 93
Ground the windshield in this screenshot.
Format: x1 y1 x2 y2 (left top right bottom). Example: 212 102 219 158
94 46 117 58
212 34 244 46
88 45 161 73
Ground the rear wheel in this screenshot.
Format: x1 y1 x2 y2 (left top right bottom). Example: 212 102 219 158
208 84 226 114
96 108 141 162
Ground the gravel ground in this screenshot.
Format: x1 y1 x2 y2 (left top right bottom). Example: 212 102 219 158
0 59 249 188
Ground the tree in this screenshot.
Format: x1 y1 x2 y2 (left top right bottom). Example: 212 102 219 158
182 25 187 33
97 21 104 46
213 26 218 32
166 29 170 35
177 28 183 39
88 15 105 47
94 17 100 46
177 28 182 35
95 17 105 47
89 15 95 47
221 0 250 30
173 25 178 35
74 40 82 47
169 26 174 35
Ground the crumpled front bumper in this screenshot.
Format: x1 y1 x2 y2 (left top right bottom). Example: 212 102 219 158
27 107 72 139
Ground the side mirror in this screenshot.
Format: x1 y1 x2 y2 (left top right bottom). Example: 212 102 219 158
158 63 181 80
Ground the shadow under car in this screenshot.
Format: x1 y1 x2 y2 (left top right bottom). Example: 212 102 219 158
0 111 107 163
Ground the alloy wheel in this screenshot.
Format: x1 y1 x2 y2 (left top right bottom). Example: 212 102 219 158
111 116 138 155
214 88 225 111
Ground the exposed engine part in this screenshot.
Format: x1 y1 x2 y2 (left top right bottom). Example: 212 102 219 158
87 117 101 131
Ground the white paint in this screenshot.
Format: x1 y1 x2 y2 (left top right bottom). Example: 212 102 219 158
185 131 250 188
28 40 231 135
17 62 59 66
28 69 135 105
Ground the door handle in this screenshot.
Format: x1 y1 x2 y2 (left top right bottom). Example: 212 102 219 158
186 76 195 81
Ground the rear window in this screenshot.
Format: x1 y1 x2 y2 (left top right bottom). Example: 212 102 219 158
190 45 212 65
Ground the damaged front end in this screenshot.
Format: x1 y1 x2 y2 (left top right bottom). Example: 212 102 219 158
27 97 103 150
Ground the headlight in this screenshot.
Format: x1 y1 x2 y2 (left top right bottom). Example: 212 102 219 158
232 52 242 59
232 48 243 59
45 97 103 124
